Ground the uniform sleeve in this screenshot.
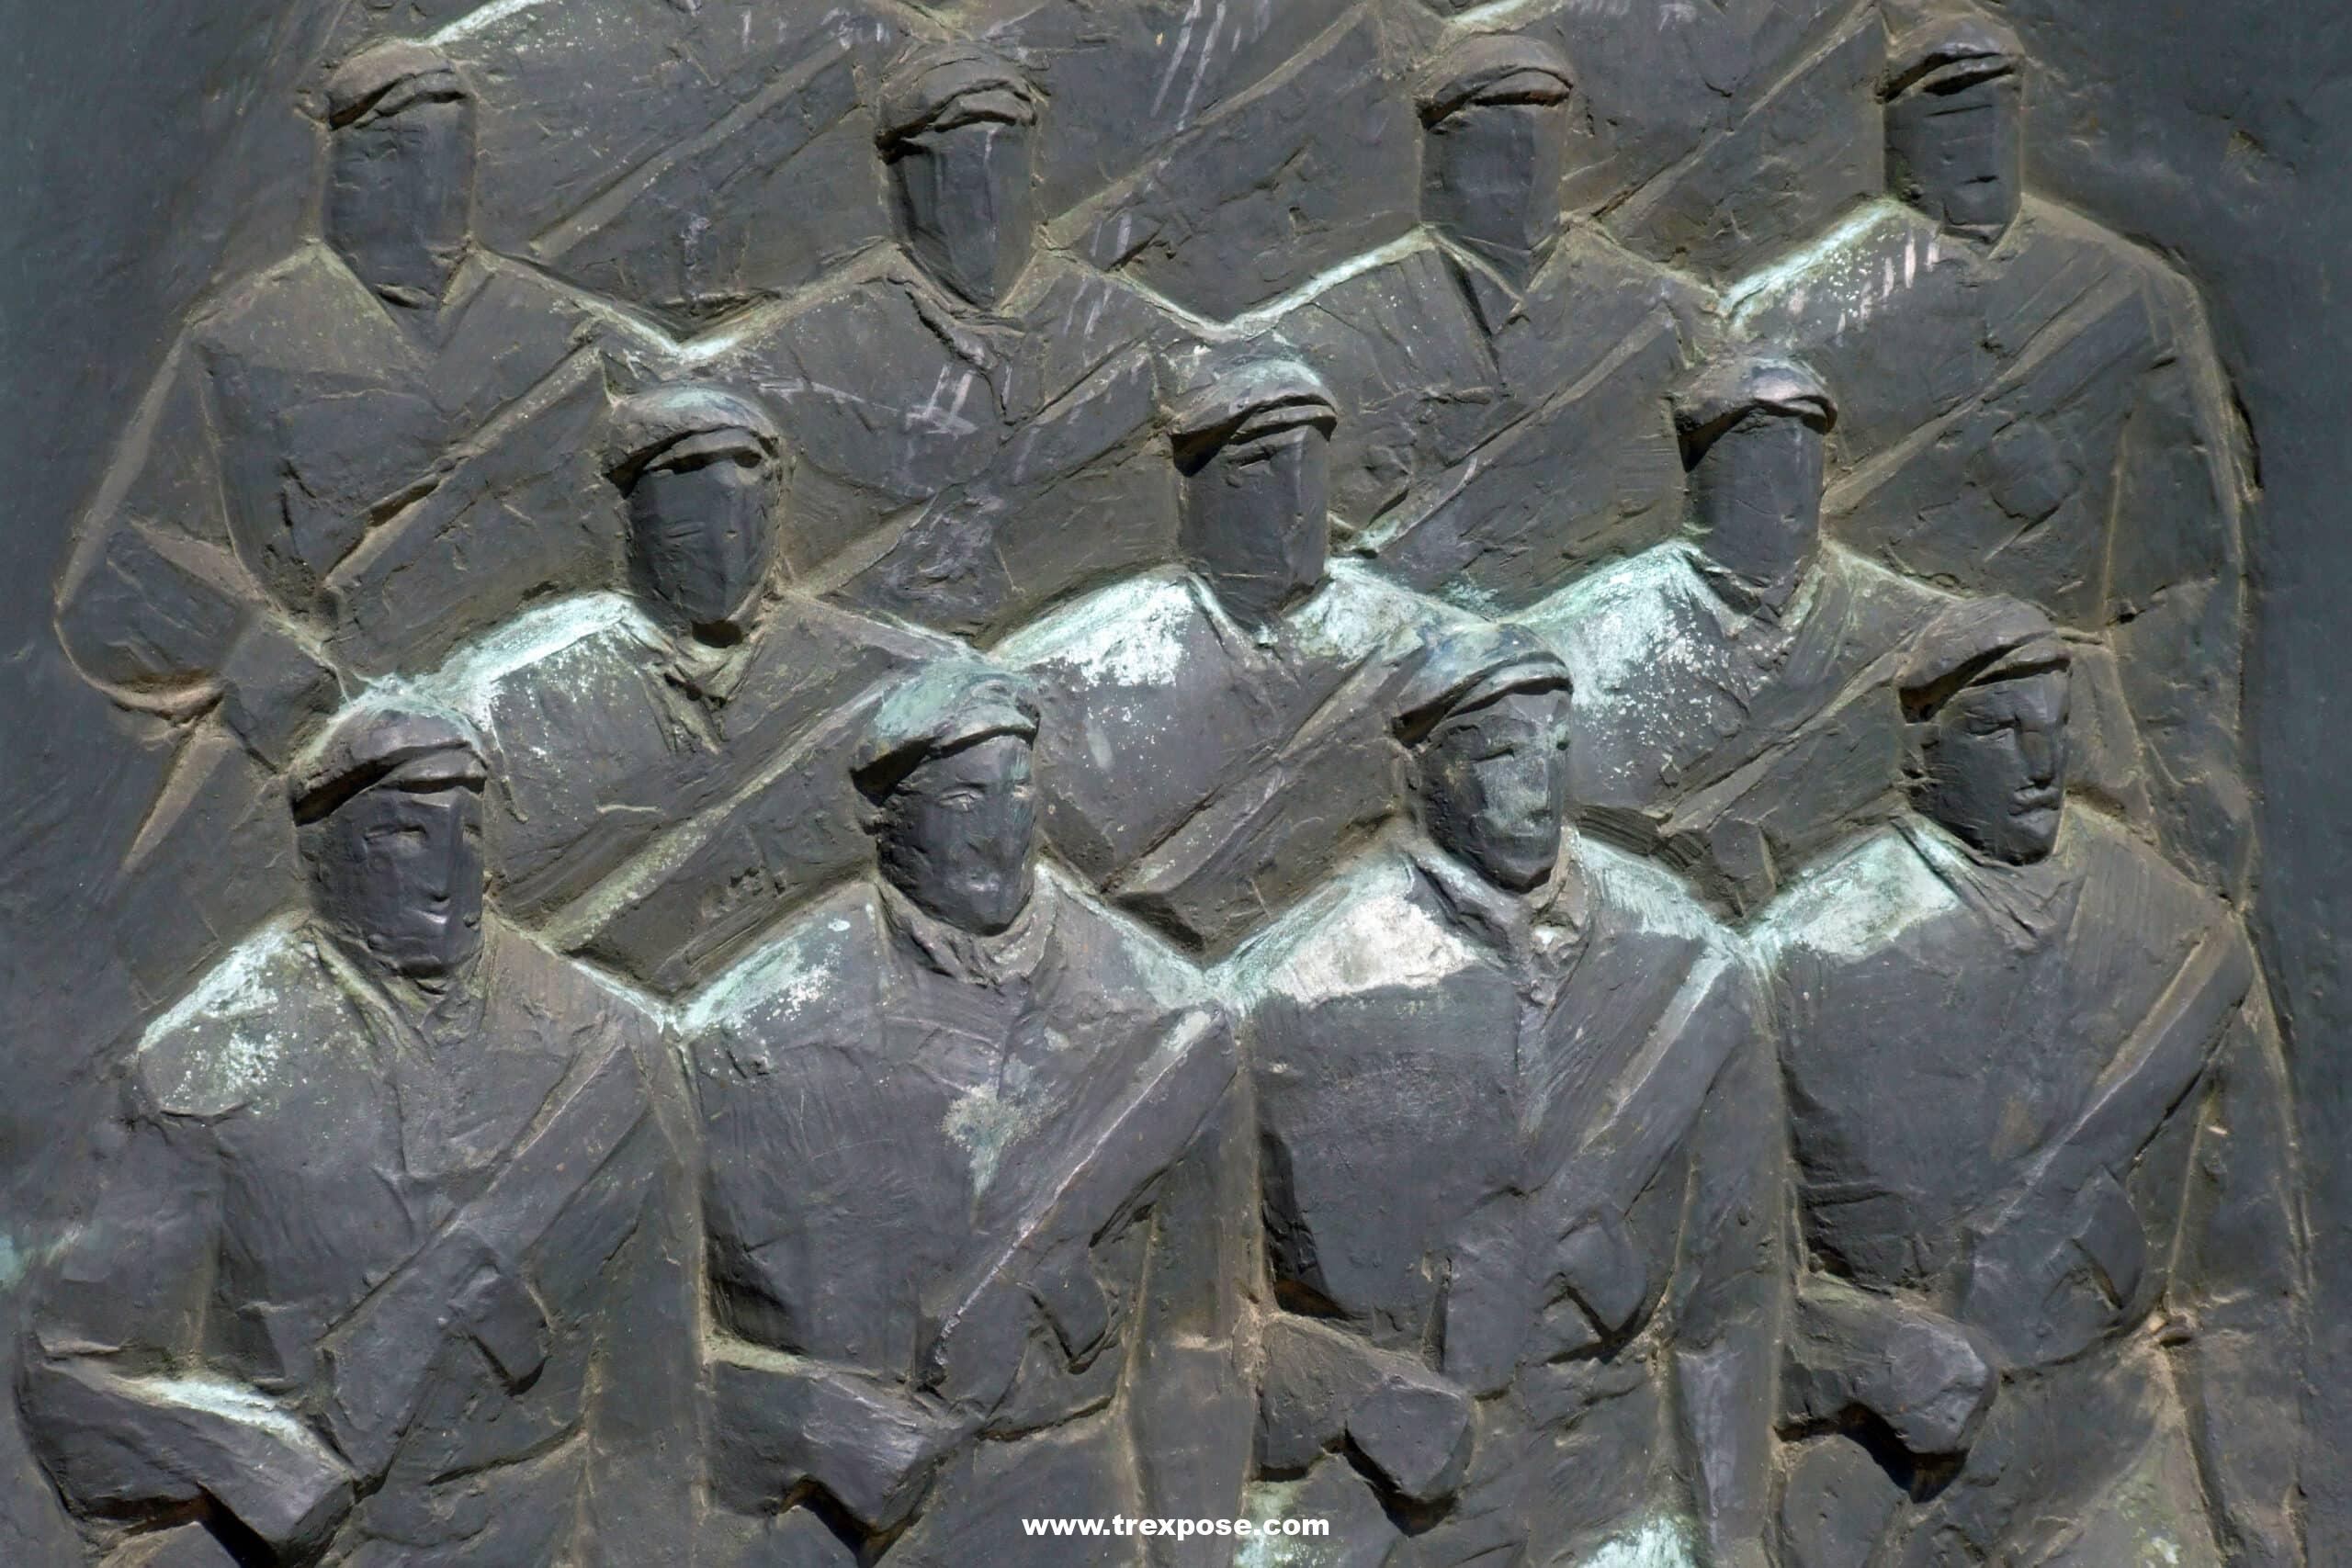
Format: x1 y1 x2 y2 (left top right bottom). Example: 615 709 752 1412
2170 978 2308 1567
55 334 336 763
1128 1010 1257 1564
1671 956 1787 1568
21 1083 354 1557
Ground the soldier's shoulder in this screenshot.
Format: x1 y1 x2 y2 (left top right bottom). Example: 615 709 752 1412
1041 874 1211 1009
424 592 649 714
1752 825 1951 964
1726 200 1943 334
131 921 330 1120
1518 543 1692 656
684 884 884 1043
492 922 666 1033
1577 837 1735 951
2068 808 2221 931
997 569 1200 682
193 244 365 350
1219 849 1469 1011
1298 564 1469 660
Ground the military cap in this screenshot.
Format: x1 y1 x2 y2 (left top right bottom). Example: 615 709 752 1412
854 664 1041 801
1393 623 1570 747
1418 33 1575 122
1166 347 1338 459
1673 352 1838 465
1898 595 2071 719
323 40 464 129
289 701 486 822
1886 11 2021 98
605 383 782 488
877 42 1037 151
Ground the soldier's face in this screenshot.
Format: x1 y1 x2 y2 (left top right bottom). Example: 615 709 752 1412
311 782 486 979
1919 670 2069 863
628 444 775 642
892 109 1035 310
1419 689 1572 893
1183 420 1331 625
327 91 475 301
878 735 1038 935
1688 412 1825 589
1887 70 2023 242
1423 97 1568 287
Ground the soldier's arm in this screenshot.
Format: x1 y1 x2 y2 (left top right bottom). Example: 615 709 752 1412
54 335 335 765
1670 962 1786 1568
2170 981 2307 1567
1256 1315 1474 1509
1780 1273 1996 1460
702 1338 967 1536
21 1094 352 1561
577 1032 707 1567
1129 1013 1256 1564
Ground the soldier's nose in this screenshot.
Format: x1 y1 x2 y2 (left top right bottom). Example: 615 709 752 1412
2020 730 2054 781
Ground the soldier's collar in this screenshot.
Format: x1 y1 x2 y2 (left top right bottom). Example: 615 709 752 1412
1434 232 1530 337
1404 832 1586 959
311 920 494 1043
1683 542 1823 629
1898 811 2083 950
879 871 1057 985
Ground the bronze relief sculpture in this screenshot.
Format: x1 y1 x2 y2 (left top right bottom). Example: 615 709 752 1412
22 3 2296 1565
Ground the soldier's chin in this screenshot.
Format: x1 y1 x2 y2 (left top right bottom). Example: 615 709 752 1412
1483 837 1559 892
2004 807 2062 861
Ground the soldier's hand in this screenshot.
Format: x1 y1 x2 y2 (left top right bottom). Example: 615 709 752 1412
456 1258 551 1390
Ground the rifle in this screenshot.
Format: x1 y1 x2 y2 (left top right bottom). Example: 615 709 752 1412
917 1008 1233 1410
316 1031 652 1478
1960 919 2255 1365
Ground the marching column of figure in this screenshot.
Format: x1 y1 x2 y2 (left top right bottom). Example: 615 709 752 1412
1732 3 2254 893
707 41 1192 641
1759 598 2302 1568
17 703 695 1567
1226 624 1783 1567
419 381 958 995
1001 347 1465 958
685 664 1248 1567
1521 349 1948 917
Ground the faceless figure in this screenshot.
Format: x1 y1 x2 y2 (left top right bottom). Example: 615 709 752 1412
1677 352 1836 610
1762 598 2301 1568
1883 14 2024 246
878 44 1039 311
686 662 1245 1565
1520 349 1944 916
408 381 953 996
19 703 691 1565
608 383 783 649
1172 355 1340 630
1418 34 1575 293
1901 605 2070 864
1004 349 1464 956
324 40 477 308
1227 624 1781 1567
859 673 1043 937
297 706 488 986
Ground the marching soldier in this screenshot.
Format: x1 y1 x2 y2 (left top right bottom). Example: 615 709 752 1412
1228 625 1782 1567
20 704 694 1566
1521 350 1947 916
1001 350 1466 956
707 42 1192 640
424 381 956 994
687 664 1249 1566
1761 599 2301 1567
